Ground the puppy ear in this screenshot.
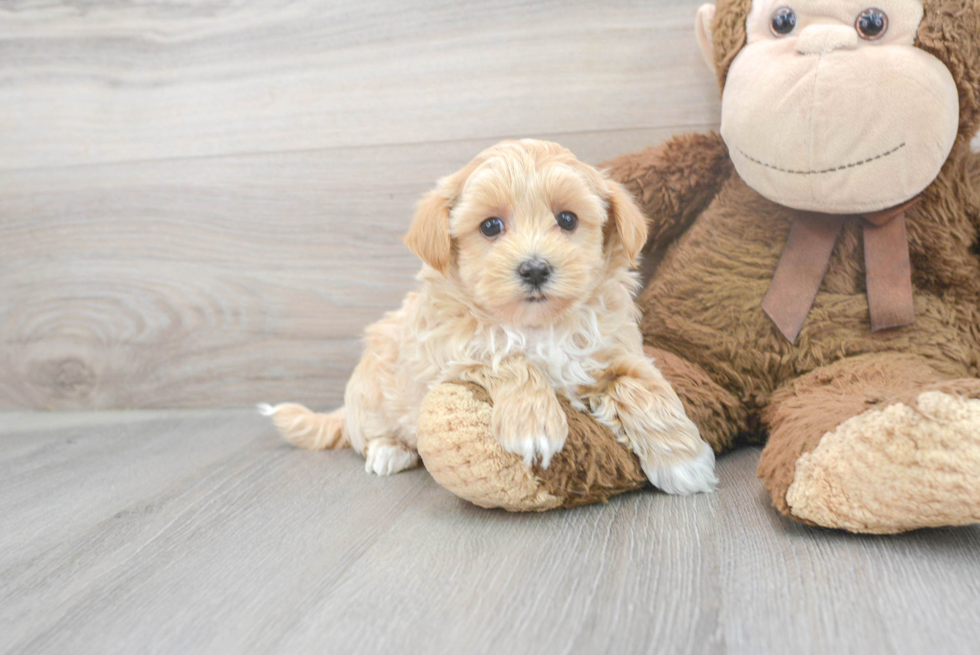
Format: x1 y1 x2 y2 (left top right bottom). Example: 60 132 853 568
404 186 452 273
605 180 649 268
404 157 486 273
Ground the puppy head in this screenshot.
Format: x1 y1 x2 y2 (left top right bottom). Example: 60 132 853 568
405 139 648 327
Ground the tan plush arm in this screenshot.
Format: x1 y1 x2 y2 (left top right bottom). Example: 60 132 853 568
601 132 733 247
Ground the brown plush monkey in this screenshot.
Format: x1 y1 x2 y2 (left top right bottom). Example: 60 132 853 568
418 0 980 532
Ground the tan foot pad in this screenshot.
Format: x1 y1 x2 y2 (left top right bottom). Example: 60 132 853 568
787 391 980 533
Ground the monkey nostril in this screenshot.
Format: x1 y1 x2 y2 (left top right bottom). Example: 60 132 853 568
518 259 552 288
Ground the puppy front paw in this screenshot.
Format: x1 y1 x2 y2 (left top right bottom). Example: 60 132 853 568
588 376 717 494
492 391 568 469
643 438 718 495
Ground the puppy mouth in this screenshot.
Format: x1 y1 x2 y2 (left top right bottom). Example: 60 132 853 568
524 293 548 304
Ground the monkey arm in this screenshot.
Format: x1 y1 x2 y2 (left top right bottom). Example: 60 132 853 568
600 132 733 247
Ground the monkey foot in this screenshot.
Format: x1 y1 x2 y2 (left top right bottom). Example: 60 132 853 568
785 391 980 534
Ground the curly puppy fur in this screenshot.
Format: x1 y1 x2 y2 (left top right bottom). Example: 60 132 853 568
265 140 717 494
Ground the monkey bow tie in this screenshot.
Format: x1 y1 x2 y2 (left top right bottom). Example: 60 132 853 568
761 197 920 344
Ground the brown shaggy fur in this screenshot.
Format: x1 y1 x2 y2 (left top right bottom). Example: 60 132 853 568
603 0 980 527
535 391 649 509
644 346 753 451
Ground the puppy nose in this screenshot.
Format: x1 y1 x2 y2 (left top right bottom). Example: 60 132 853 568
795 25 858 55
518 258 552 287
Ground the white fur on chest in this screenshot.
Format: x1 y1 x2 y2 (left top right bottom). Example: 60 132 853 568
441 306 611 399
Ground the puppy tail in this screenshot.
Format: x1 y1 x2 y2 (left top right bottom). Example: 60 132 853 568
258 402 350 450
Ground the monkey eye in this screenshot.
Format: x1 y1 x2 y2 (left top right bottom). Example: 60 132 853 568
770 6 797 36
855 8 888 40
556 211 578 232
480 217 503 237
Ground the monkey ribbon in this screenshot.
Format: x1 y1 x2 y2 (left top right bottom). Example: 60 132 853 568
761 198 920 344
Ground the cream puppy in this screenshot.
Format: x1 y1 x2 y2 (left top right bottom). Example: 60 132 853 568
261 139 717 494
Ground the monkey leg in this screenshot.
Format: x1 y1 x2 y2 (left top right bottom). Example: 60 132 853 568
644 346 750 453
759 353 980 533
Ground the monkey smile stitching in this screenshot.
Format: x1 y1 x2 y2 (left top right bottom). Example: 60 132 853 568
736 143 906 175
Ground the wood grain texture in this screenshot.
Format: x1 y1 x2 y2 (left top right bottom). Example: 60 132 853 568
0 127 711 411
1 409 978 655
0 0 976 411
0 0 720 410
0 0 720 171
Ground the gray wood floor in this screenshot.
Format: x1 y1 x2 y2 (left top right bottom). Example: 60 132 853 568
2 410 979 655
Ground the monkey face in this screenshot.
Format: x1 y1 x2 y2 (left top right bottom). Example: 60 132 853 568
708 0 959 213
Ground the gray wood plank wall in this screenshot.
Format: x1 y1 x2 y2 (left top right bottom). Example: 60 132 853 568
0 1 976 410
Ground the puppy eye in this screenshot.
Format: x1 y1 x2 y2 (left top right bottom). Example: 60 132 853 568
855 8 888 40
480 217 503 237
770 6 797 36
556 211 578 232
